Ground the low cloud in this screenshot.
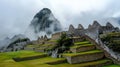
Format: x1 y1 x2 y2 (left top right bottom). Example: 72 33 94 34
0 0 120 40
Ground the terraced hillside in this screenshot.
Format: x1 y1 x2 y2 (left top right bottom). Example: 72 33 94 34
0 32 120 67
62 40 112 66
0 50 114 67
100 32 120 53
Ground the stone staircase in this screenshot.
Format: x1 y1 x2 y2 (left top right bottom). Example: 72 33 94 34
62 40 112 66
24 37 113 67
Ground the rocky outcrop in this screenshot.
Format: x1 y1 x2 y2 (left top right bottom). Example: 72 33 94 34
78 24 84 30
0 34 30 52
92 20 101 28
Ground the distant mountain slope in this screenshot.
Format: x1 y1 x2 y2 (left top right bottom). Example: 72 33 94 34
0 34 30 52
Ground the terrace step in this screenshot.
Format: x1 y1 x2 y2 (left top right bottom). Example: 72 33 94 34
13 53 47 62
56 59 112 67
35 48 45 52
46 58 67 65
74 41 90 45
24 45 35 51
63 50 104 64
78 59 112 67
70 44 96 53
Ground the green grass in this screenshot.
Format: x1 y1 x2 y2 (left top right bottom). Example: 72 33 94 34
108 32 120 37
103 64 120 67
0 50 46 67
63 50 103 57
48 40 57 42
19 57 66 67
53 59 112 67
74 41 90 45
71 44 94 49
0 50 118 67
0 50 44 61
26 45 35 47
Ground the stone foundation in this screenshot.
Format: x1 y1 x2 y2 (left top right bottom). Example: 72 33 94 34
70 45 96 53
64 52 104 64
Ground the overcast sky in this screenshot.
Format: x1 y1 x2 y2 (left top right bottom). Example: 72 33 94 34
0 0 120 40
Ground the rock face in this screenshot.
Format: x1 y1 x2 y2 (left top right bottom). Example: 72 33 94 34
0 34 30 52
28 8 62 39
78 24 84 30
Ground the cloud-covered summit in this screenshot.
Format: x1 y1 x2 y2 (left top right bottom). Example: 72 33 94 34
0 0 120 40
25 8 62 40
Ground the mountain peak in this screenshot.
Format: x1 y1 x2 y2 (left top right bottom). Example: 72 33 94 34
106 22 114 28
78 24 84 30
27 8 62 40
92 20 101 28
34 8 51 18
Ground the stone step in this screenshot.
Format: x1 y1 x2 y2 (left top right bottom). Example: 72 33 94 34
70 44 96 53
63 50 104 64
56 59 112 67
74 41 90 45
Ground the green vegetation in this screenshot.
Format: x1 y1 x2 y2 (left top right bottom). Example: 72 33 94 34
63 50 103 57
52 59 112 67
0 50 66 67
103 64 120 67
74 41 90 45
71 44 94 49
48 40 57 42
55 33 73 53
0 44 119 67
0 50 43 61
57 33 72 47
100 32 120 53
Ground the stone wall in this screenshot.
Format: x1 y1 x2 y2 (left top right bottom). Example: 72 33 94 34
65 52 104 64
44 41 57 45
70 45 96 53
51 32 62 40
84 34 120 64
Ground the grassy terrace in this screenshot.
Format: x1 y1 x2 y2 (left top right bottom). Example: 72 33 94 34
108 32 120 37
0 50 44 61
26 45 35 48
54 59 112 67
63 50 103 57
0 50 119 67
74 41 90 45
48 40 57 42
71 44 94 49
103 65 120 67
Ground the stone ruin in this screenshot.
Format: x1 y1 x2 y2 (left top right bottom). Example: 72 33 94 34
47 21 120 63
24 20 120 64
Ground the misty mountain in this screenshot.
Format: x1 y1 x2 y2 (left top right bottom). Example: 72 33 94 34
26 8 62 40
0 34 30 52
0 37 11 48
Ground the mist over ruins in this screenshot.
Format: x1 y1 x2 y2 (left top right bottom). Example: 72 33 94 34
0 0 120 67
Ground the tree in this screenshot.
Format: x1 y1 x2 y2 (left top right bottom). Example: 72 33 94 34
56 33 72 53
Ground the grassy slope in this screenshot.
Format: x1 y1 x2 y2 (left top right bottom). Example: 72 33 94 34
103 65 120 67
0 50 119 67
0 50 46 67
